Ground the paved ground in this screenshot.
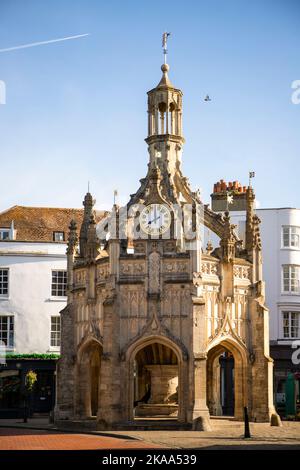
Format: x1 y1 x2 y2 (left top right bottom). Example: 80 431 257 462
0 427 162 450
1 417 300 450
115 419 300 450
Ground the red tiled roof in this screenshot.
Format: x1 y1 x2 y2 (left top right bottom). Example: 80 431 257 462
0 206 107 242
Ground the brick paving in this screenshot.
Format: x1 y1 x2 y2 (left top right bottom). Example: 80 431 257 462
1 418 300 450
0 428 162 450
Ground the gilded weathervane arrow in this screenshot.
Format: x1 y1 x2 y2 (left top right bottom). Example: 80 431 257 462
162 32 171 64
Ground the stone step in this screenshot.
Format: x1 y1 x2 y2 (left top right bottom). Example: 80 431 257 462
56 418 192 431
114 420 192 431
56 419 97 431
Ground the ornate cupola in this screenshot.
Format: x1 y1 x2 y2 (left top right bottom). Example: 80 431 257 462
128 36 197 212
145 38 184 176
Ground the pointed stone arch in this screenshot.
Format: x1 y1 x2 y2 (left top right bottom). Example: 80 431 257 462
124 335 187 422
206 336 248 420
75 337 103 418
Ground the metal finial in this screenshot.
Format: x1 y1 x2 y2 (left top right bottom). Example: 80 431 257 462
249 171 255 188
88 180 90 193
113 189 118 205
162 32 171 64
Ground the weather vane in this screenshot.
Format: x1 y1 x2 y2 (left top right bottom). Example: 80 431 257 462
162 32 171 64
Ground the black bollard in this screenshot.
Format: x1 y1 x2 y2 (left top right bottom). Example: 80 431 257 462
244 406 251 438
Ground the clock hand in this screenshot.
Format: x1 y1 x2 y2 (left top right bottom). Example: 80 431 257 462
148 216 161 225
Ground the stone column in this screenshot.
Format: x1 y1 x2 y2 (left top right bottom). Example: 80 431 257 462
212 360 223 416
54 303 76 421
234 360 245 420
191 293 211 431
192 355 211 431
97 298 122 429
249 295 281 425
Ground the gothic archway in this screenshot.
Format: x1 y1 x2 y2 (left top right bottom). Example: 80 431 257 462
75 339 102 418
207 339 248 420
126 336 186 422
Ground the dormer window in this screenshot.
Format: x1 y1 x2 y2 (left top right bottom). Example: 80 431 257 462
0 229 10 240
53 231 65 242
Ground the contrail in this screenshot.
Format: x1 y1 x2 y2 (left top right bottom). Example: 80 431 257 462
0 33 90 53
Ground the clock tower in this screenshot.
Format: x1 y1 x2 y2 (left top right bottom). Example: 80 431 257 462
55 45 280 431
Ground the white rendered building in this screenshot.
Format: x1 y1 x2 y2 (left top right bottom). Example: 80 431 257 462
209 182 300 413
0 206 84 417
256 208 300 412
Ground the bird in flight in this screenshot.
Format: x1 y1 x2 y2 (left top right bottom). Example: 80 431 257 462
204 95 211 102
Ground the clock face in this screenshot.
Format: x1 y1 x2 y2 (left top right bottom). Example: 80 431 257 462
139 204 171 235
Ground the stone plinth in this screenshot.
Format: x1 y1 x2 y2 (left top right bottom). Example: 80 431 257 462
145 365 178 404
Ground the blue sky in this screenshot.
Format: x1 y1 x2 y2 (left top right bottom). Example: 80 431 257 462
0 0 299 212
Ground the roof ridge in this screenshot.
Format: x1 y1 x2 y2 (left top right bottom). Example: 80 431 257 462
0 205 108 212
9 205 83 211
0 205 18 216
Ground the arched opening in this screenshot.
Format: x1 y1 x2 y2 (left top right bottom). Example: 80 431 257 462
207 350 235 416
76 340 102 419
169 102 176 135
132 341 179 419
207 340 247 420
158 102 167 134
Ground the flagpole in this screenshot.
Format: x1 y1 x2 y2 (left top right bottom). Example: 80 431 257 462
249 171 255 188
162 32 170 64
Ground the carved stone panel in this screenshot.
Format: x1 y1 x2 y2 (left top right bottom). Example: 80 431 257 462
74 269 87 287
201 261 218 276
97 264 109 282
162 285 191 317
233 265 251 280
163 260 188 274
120 286 147 318
120 260 146 276
148 251 160 294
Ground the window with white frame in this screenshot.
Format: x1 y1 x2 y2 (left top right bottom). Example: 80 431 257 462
50 316 61 347
282 311 300 338
51 270 67 297
282 226 300 248
282 265 300 293
0 229 10 240
53 231 64 242
0 316 14 348
0 269 8 296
